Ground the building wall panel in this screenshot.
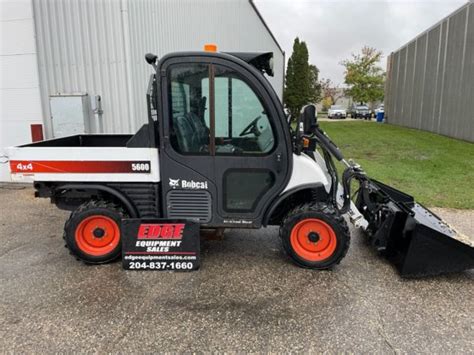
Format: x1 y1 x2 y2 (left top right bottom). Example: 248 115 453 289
33 0 131 136
387 52 398 121
441 10 465 138
0 19 36 55
32 0 284 136
404 41 416 127
0 0 43 181
396 47 407 124
385 1 473 142
459 4 474 141
0 0 33 20
421 26 441 133
126 0 284 132
0 54 39 89
0 88 43 120
412 33 427 130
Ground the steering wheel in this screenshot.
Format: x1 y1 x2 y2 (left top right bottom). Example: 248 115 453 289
239 116 262 137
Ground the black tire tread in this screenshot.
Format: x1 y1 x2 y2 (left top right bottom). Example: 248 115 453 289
63 199 127 264
279 202 350 269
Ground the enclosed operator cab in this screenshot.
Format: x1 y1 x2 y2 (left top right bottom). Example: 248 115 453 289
152 52 293 228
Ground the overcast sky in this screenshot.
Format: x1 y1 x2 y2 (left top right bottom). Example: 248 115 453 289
255 0 467 85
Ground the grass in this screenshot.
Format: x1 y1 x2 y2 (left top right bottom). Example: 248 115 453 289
318 121 474 209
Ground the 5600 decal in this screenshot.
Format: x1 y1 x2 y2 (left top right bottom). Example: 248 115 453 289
131 162 150 172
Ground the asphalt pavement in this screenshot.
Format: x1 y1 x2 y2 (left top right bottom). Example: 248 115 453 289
0 186 472 353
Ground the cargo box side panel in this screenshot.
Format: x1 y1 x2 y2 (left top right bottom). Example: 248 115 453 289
7 147 160 183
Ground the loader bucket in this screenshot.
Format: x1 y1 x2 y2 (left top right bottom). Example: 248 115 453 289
356 179 474 277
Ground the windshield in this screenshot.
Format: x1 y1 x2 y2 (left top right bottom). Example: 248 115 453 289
330 105 343 110
356 105 369 109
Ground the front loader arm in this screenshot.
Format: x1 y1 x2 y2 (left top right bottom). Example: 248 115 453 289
312 126 368 215
311 124 474 277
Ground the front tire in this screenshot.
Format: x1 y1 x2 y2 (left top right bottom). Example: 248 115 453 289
64 200 127 264
280 203 350 269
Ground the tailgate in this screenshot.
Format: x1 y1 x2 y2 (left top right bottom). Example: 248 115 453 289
6 146 160 183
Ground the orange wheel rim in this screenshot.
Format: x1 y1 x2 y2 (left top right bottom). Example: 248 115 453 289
75 215 120 256
290 218 337 262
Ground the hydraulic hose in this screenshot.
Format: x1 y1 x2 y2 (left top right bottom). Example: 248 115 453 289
340 167 356 214
314 126 366 214
313 129 344 162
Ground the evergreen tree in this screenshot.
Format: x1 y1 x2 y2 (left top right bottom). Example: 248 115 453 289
309 64 322 103
284 38 314 118
284 56 295 111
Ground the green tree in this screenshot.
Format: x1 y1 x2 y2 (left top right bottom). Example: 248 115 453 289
309 64 322 103
342 46 385 105
284 38 313 118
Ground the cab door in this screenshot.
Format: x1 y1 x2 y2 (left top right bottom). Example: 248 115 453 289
159 55 291 227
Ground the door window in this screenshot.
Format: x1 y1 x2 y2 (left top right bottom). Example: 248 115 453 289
213 65 275 155
168 63 275 156
168 63 210 154
224 170 275 212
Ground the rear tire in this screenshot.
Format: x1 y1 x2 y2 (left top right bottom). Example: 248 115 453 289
64 200 127 264
280 203 350 269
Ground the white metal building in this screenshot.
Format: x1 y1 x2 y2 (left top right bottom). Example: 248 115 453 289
0 0 284 181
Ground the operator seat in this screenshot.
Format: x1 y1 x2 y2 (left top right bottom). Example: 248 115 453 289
172 115 194 152
184 112 210 149
172 112 209 153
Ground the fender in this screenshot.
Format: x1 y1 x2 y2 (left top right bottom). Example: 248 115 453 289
262 183 327 226
55 183 139 218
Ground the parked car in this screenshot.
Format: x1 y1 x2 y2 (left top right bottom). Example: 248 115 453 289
327 105 347 119
350 104 371 120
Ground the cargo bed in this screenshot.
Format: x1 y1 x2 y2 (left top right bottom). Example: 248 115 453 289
7 134 160 183
20 134 134 148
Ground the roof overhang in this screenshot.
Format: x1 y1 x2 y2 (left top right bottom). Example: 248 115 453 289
225 52 274 76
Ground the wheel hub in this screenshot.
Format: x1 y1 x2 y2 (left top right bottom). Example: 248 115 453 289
308 232 320 243
75 215 120 257
290 218 338 262
93 227 105 238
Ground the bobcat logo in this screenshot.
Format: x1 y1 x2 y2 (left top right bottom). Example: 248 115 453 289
169 178 180 188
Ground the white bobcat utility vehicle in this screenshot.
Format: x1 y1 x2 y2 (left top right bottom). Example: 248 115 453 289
7 48 473 277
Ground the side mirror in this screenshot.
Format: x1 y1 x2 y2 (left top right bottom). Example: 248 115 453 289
145 53 158 65
145 53 158 70
301 104 318 134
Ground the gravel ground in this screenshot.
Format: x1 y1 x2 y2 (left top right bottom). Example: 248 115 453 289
0 186 473 353
430 207 474 237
